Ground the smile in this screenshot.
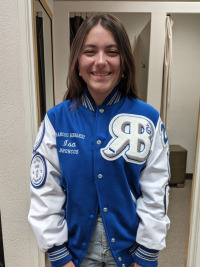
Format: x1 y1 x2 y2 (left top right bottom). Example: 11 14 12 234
92 72 111 76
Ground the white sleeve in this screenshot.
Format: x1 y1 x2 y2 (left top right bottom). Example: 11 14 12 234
28 114 68 252
136 117 170 250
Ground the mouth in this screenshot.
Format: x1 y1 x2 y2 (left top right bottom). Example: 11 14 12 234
91 72 111 77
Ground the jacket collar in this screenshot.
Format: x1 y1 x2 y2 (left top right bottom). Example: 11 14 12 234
81 86 121 111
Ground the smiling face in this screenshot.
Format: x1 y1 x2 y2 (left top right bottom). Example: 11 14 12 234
78 24 121 105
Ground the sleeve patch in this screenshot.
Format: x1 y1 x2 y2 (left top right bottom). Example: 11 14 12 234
158 120 168 148
33 120 45 152
30 153 47 189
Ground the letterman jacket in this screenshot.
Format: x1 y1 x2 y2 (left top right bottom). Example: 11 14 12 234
28 87 170 267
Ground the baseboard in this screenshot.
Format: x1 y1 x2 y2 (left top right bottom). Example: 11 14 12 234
186 173 193 179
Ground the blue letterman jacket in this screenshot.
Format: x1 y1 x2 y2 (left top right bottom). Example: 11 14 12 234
28 87 170 267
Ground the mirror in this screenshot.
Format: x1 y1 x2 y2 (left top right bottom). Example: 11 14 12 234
31 3 200 266
34 0 55 124
67 10 200 267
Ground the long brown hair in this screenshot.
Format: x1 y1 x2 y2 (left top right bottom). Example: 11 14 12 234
63 14 139 102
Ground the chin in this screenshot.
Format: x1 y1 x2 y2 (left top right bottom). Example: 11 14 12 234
94 88 112 94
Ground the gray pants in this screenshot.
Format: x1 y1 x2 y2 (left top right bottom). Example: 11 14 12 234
80 212 134 267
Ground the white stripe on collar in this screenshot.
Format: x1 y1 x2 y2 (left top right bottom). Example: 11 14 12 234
107 91 121 106
82 89 121 111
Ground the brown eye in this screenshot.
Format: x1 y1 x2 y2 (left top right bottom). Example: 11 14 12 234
108 50 119 56
84 50 95 56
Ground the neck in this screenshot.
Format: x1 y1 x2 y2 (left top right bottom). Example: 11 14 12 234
88 89 113 106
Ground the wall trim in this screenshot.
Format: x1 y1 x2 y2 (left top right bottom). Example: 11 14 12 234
17 0 45 266
58 1 200 13
185 100 200 266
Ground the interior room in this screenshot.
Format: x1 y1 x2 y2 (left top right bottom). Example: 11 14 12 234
0 1 200 267
51 4 200 266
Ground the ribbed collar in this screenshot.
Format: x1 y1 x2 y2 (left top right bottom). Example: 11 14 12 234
81 86 121 111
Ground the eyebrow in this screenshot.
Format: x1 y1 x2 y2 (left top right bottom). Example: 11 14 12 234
83 44 118 49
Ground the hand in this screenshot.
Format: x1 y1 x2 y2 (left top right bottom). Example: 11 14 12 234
61 261 75 267
134 263 142 267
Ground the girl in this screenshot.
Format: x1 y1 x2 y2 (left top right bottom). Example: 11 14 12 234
28 14 170 267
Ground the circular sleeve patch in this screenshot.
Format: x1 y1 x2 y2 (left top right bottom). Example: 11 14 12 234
33 120 45 152
30 153 47 189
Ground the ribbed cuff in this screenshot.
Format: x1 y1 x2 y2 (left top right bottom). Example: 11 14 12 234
48 244 72 267
133 245 159 267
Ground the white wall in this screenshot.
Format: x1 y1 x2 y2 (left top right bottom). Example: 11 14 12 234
168 14 200 173
0 0 53 266
0 0 36 266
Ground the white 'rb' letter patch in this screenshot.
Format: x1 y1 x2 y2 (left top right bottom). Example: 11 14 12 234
101 114 154 164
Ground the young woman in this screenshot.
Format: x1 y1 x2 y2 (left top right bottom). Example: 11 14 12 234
28 14 170 267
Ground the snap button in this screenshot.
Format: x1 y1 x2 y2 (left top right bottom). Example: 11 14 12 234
111 238 115 243
118 257 122 261
122 264 126 267
103 207 108 212
98 174 103 179
99 109 104 113
89 214 94 220
97 140 101 145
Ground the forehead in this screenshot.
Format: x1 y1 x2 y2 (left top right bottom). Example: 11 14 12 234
83 24 117 46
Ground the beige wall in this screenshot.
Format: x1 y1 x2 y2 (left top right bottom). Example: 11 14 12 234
169 14 200 173
0 0 34 266
0 0 49 266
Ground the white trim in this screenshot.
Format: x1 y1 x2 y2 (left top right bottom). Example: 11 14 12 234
55 1 200 14
17 0 45 266
186 100 200 267
18 0 38 148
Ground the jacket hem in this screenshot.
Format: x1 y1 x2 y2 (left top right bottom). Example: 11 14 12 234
48 244 72 267
133 245 159 267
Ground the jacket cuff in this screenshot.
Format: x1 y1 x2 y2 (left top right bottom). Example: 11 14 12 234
48 244 72 267
133 245 159 267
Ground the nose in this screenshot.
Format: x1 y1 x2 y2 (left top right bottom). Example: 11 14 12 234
95 52 107 68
